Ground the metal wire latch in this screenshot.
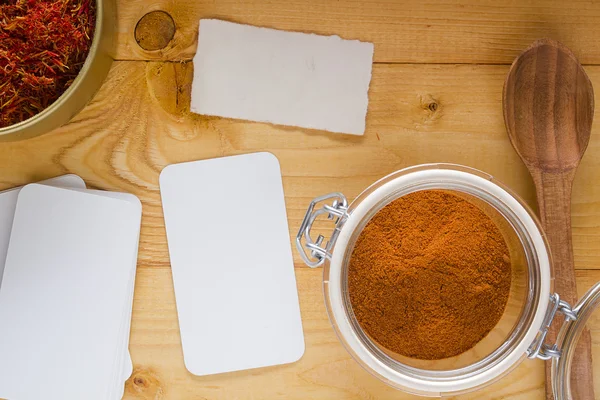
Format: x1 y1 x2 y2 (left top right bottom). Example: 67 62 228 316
296 193 348 268
527 293 577 360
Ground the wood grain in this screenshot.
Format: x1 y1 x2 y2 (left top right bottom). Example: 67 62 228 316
504 39 595 399
3 62 600 269
115 0 600 64
536 171 594 400
123 266 546 400
121 267 600 400
1 60 600 398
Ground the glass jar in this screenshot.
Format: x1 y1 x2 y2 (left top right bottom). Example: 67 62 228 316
296 164 600 398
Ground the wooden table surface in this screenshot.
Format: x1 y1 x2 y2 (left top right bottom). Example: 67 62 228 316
3 1 600 398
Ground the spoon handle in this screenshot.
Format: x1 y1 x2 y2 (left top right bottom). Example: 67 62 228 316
531 169 594 400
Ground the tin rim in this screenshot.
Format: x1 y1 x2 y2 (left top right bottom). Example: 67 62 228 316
0 0 111 138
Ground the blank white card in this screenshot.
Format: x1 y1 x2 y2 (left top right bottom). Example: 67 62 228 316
191 19 374 135
160 152 305 376
0 184 141 400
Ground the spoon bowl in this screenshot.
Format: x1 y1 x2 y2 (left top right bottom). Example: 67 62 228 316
504 38 593 172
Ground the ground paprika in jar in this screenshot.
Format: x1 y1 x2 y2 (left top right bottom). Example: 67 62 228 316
347 190 511 360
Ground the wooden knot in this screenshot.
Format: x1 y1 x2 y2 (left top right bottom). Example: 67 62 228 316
135 11 176 51
416 94 442 126
126 367 165 399
146 62 201 136
420 95 440 113
133 376 148 388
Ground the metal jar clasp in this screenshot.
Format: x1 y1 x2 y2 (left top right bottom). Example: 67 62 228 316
527 293 577 360
296 193 349 268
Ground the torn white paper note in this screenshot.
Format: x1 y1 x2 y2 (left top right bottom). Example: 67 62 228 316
191 19 374 135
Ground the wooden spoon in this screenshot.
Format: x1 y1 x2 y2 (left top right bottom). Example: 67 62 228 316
503 38 594 399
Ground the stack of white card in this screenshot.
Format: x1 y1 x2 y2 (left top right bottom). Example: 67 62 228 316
0 175 141 400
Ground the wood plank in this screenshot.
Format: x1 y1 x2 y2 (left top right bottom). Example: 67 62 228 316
123 265 546 399
117 0 600 64
1 61 600 269
3 63 600 399
124 267 600 399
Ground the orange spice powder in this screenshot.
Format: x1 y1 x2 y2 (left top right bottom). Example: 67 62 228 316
347 190 511 360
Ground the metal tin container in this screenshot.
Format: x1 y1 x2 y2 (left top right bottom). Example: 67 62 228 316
0 0 115 141
297 164 600 398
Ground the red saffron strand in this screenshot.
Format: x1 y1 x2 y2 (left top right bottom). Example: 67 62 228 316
0 0 96 128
